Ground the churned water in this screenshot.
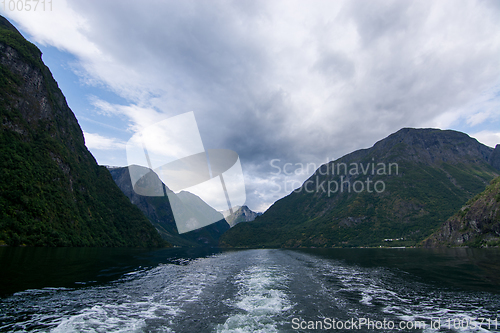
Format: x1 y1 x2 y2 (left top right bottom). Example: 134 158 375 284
1 248 499 332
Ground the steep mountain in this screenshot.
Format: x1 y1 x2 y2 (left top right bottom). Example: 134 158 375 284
490 145 500 170
220 128 499 248
109 166 230 247
0 16 165 247
423 176 500 247
223 205 262 227
176 191 226 224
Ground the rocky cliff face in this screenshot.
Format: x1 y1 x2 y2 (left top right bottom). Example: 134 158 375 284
0 16 165 247
220 128 499 248
423 176 500 247
109 166 230 247
490 145 500 171
224 206 262 227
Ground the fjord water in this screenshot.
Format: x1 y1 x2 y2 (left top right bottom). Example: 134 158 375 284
1 248 499 332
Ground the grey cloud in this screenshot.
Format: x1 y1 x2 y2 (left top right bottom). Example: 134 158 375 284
345 0 419 46
313 51 355 81
61 0 500 210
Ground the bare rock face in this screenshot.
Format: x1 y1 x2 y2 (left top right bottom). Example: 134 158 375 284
490 145 500 171
370 128 495 165
224 206 262 227
423 176 500 248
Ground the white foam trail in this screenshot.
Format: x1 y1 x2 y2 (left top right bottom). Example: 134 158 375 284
217 265 292 333
51 302 175 333
49 261 216 333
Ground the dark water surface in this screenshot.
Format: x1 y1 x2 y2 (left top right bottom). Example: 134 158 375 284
0 247 499 332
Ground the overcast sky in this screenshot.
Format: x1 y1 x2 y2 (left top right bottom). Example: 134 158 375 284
3 0 500 212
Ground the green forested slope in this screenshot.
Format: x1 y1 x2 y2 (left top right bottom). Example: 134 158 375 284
423 176 500 247
0 16 165 247
220 128 499 248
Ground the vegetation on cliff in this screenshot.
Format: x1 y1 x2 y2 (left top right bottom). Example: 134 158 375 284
423 176 500 248
220 129 499 248
0 16 166 247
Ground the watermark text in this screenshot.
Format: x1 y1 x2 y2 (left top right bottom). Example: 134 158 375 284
270 159 398 196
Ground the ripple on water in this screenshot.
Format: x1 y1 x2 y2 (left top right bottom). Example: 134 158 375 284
47 263 212 333
216 265 292 333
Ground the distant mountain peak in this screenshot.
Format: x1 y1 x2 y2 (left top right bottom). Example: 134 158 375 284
223 205 262 227
109 166 229 247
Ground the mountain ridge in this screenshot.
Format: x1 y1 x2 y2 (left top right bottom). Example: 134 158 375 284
0 16 165 247
223 205 262 227
220 128 499 248
109 166 230 247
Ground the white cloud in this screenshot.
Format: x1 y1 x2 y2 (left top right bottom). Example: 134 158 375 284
471 131 500 148
2 0 100 59
465 87 500 127
83 131 126 150
5 0 500 210
89 97 165 132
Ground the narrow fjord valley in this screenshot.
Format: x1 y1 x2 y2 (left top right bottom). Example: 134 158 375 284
109 166 230 247
1 12 499 250
1 5 500 332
